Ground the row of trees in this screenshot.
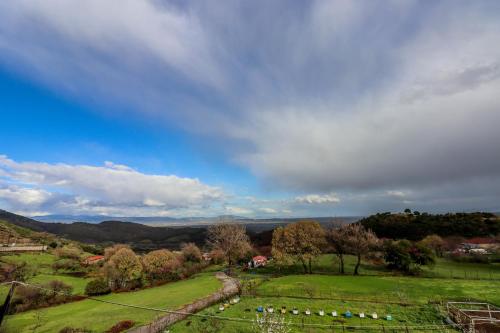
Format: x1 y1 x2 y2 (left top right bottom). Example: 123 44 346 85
270 221 436 275
360 211 500 240
88 242 205 293
271 221 379 275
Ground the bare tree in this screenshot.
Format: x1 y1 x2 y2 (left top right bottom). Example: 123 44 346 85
344 224 379 275
253 312 291 333
207 223 252 273
327 223 350 274
271 221 326 274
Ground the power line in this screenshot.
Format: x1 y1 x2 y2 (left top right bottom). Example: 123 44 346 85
3 281 453 331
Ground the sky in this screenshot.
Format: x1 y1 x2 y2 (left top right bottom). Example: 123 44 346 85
1 0 500 218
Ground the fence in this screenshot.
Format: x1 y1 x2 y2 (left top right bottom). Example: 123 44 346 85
127 272 240 333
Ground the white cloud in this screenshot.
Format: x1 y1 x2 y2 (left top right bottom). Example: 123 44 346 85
0 155 223 216
259 207 278 214
224 206 253 216
295 193 340 205
386 191 407 198
0 185 52 206
1 1 500 214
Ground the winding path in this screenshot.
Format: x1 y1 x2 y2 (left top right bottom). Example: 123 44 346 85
128 272 240 333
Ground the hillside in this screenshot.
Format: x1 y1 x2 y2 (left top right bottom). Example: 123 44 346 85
0 209 207 250
360 211 500 240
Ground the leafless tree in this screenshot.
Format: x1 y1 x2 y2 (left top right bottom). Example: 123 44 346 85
207 223 252 273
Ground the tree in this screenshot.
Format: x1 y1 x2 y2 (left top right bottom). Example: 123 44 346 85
383 240 435 274
84 279 111 296
253 312 291 333
271 221 326 274
181 242 202 263
343 224 379 275
207 223 252 272
104 244 131 261
54 245 82 260
142 249 180 282
419 234 445 257
104 248 142 290
326 224 350 274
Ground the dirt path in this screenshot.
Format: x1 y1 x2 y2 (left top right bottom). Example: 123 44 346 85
128 272 240 333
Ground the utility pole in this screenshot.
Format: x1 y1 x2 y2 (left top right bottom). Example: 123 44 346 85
0 282 16 327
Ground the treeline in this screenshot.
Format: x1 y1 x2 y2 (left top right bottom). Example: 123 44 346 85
360 211 499 241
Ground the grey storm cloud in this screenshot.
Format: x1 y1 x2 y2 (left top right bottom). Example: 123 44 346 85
1 0 500 214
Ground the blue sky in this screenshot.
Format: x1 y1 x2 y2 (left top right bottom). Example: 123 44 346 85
1 1 500 218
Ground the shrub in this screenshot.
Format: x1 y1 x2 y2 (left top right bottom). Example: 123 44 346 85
54 246 83 260
104 248 142 290
181 243 202 263
383 240 435 274
85 279 111 296
52 259 81 272
59 327 92 333
142 249 180 283
105 320 134 333
210 249 225 265
11 280 74 313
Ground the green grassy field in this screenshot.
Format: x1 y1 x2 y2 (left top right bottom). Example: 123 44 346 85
1 252 56 274
0 252 92 296
170 274 500 333
257 254 500 280
3 273 222 333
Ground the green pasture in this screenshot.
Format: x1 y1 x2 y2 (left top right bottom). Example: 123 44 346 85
3 273 222 333
171 274 500 332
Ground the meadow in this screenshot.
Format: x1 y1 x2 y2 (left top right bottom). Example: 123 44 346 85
168 255 500 333
3 273 221 333
2 253 500 332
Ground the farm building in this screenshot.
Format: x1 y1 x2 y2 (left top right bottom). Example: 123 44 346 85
250 255 267 268
83 255 105 265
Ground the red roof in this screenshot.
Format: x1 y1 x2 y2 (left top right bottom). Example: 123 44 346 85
253 256 267 261
85 255 104 261
466 237 497 245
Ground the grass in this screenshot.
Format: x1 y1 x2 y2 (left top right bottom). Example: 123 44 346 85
28 274 92 295
170 274 500 332
257 254 500 281
256 274 500 304
3 273 222 333
1 252 56 274
170 296 444 333
0 252 92 296
421 258 500 280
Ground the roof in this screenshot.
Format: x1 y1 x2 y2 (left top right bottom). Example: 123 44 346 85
85 255 104 261
466 237 497 244
253 255 267 261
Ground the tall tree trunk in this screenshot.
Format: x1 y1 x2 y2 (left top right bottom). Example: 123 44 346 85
339 254 345 274
301 259 308 274
308 258 312 274
354 253 361 275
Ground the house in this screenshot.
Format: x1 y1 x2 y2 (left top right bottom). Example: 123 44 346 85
83 255 105 265
459 237 498 254
250 255 267 268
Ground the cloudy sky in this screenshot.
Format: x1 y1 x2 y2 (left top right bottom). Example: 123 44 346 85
1 0 499 218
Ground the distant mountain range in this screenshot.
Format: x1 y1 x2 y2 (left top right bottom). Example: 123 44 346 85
0 209 359 250
33 214 360 227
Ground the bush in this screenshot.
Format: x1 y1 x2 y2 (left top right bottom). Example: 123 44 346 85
105 320 135 333
181 243 202 263
85 279 111 296
383 240 435 274
210 249 225 265
11 280 74 313
59 327 92 333
52 259 82 272
54 246 83 260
